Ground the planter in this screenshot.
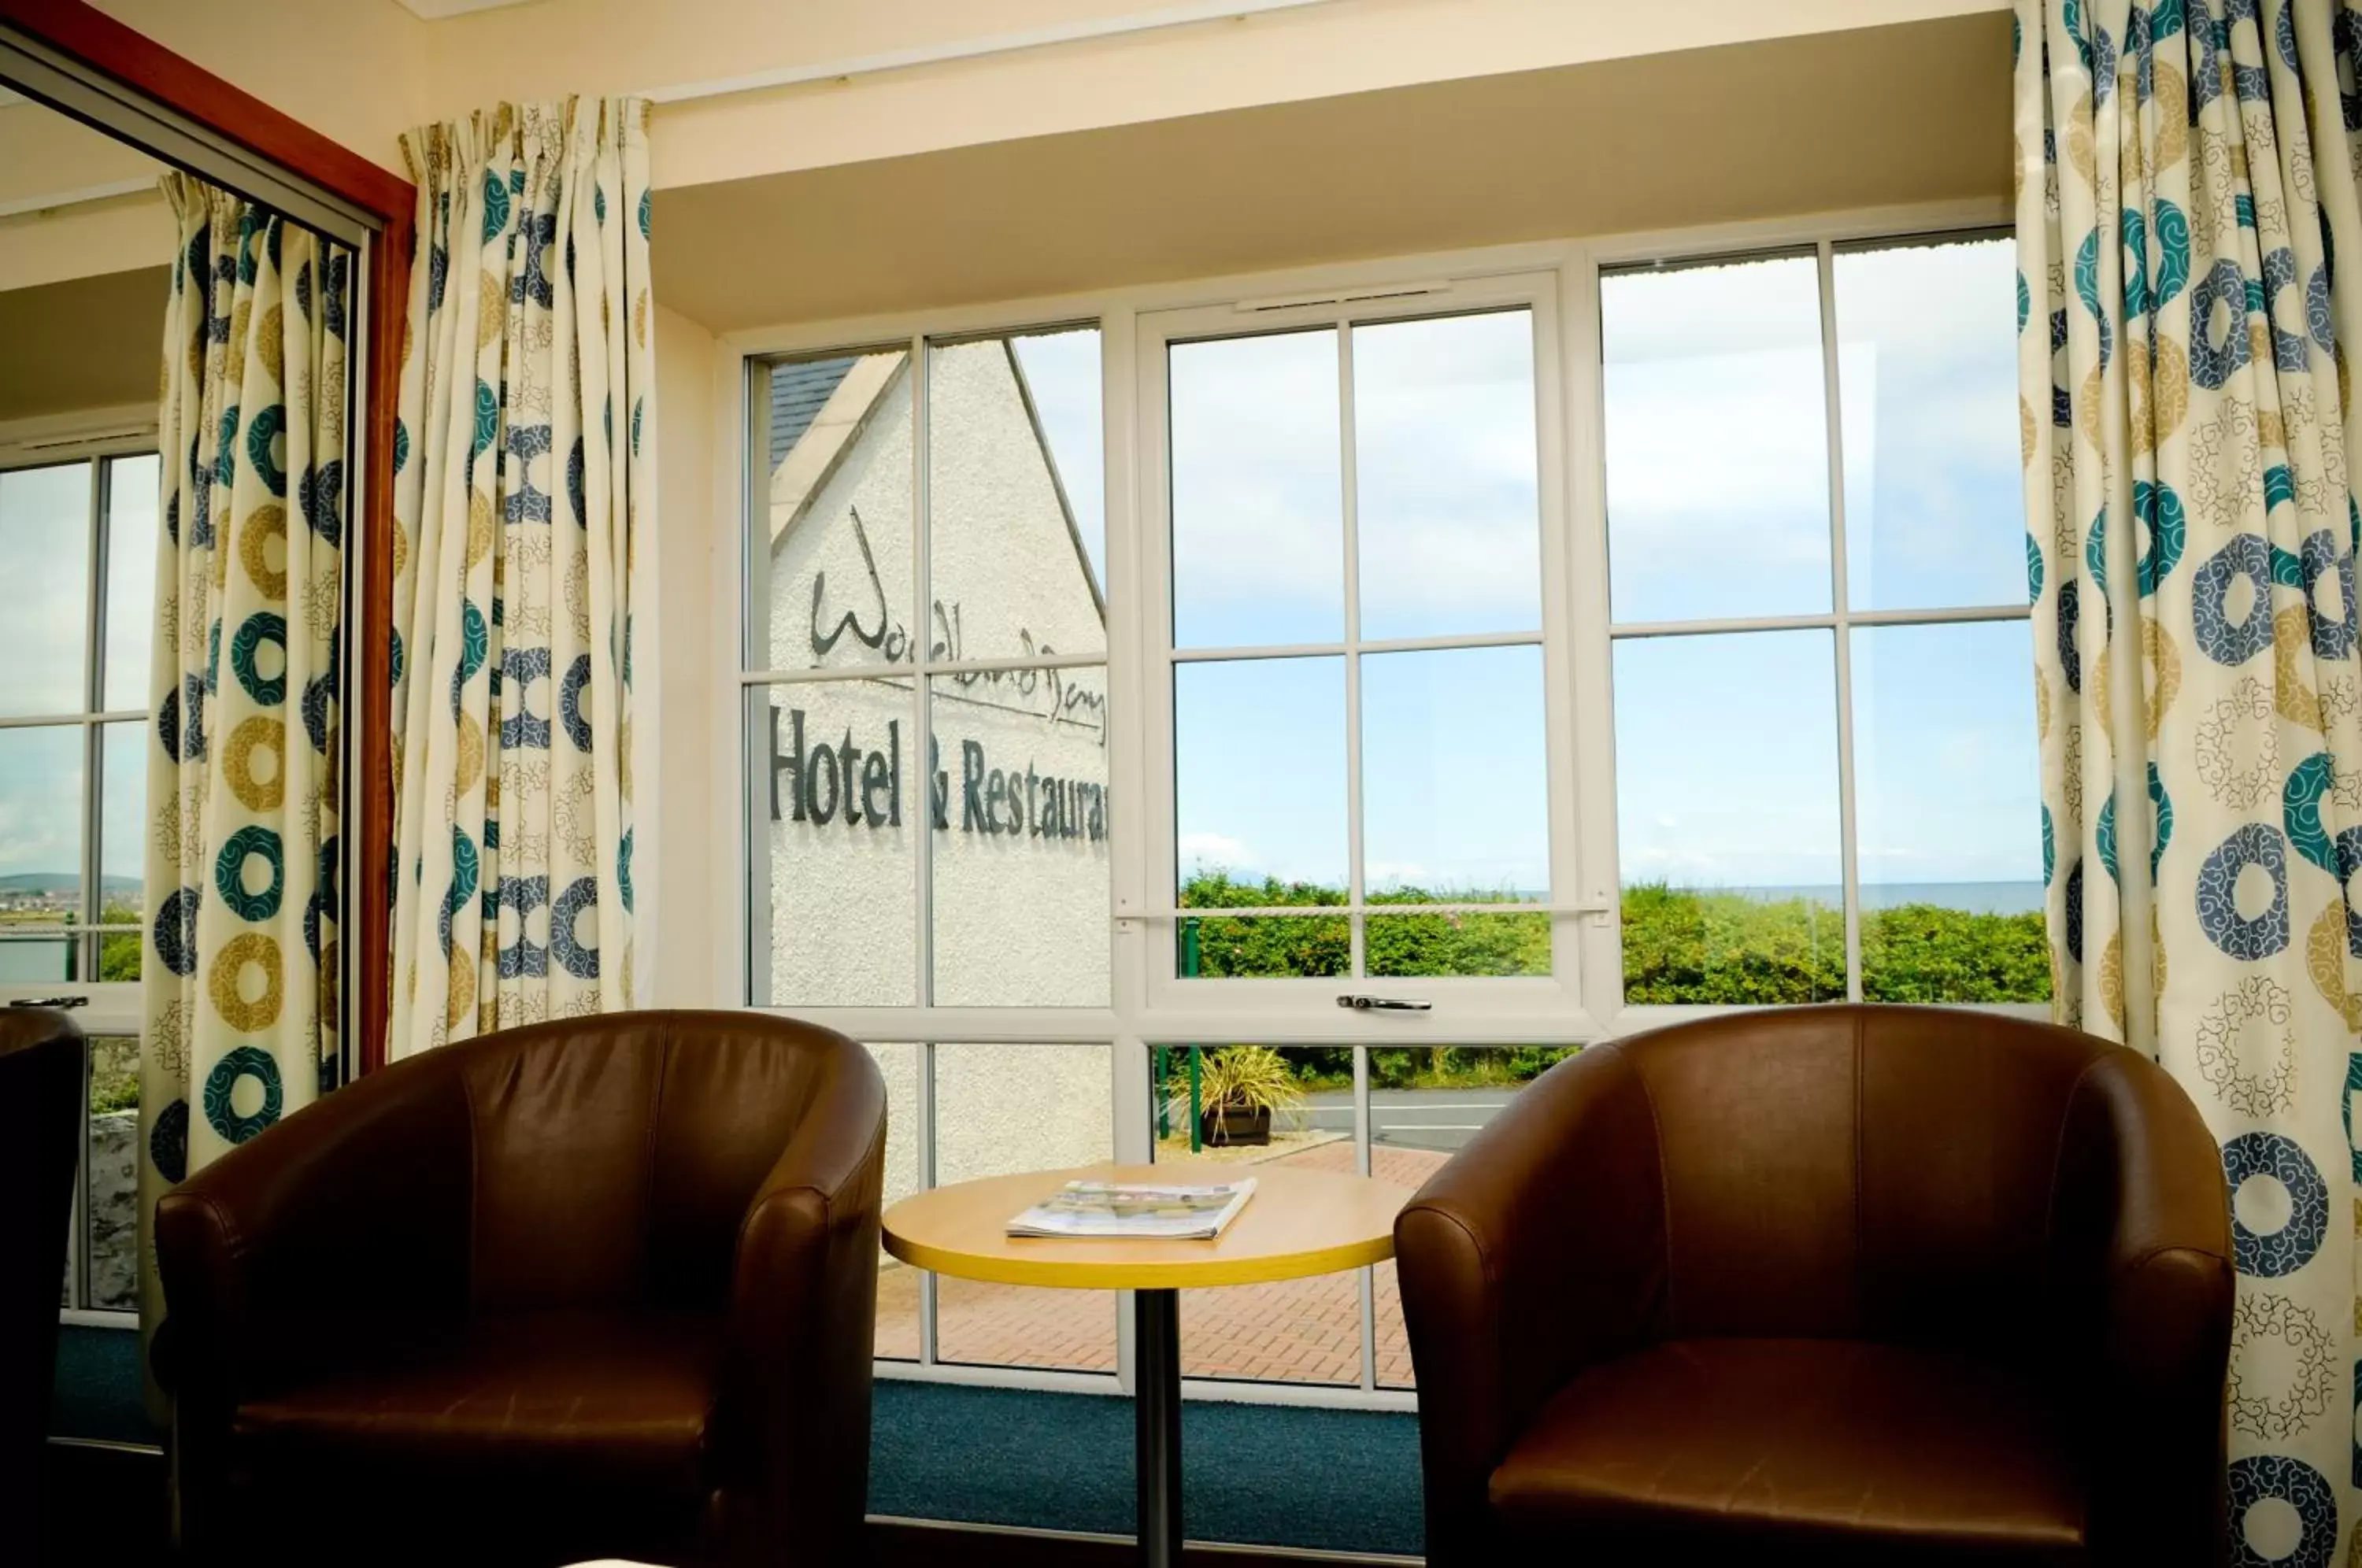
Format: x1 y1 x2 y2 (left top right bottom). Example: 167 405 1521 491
1199 1104 1272 1146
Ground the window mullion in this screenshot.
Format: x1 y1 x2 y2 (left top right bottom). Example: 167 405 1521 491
1816 241 1864 1004
80 457 106 978
911 335 935 1012
1338 320 1366 978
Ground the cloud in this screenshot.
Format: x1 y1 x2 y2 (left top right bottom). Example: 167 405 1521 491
1179 832 1257 873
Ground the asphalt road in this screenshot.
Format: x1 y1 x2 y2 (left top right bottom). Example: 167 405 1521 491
1298 1085 1516 1153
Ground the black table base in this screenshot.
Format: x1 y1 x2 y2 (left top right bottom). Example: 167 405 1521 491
1134 1288 1184 1568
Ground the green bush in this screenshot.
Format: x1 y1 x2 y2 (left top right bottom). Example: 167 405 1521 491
1181 873 2049 1006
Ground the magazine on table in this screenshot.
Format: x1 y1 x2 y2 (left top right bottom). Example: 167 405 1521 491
1006 1178 1258 1241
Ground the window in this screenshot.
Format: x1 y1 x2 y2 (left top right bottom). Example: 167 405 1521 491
735 223 2043 1404
0 449 158 1318
1602 236 2045 1007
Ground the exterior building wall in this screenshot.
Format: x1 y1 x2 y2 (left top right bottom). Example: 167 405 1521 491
760 343 1112 1200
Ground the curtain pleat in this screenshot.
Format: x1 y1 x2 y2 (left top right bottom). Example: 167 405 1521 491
387 99 648 1059
2020 1 2362 1555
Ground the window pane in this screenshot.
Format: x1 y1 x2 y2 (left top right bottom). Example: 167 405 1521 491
1368 1045 1579 1387
1834 239 2024 612
1853 622 2049 1003
99 723 143 982
929 665 1109 1006
1352 311 1540 639
1175 653 1346 901
0 725 85 942
1178 910 1349 979
103 454 160 712
0 464 92 715
1361 645 1549 900
1614 631 1843 1004
868 1042 924 1361
930 330 1105 661
752 349 914 671
1150 1045 1357 1385
0 935 72 982
934 1043 1116 1372
747 682 916 1005
86 1036 139 1311
1170 331 1342 648
1602 256 1831 621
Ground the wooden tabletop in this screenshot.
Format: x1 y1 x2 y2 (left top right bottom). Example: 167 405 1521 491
880 1162 1410 1290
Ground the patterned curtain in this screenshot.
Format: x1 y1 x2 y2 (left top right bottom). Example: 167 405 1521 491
2019 2 2362 1559
387 100 648 1060
138 177 350 1350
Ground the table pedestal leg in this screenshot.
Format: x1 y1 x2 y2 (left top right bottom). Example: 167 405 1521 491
1135 1288 1183 1568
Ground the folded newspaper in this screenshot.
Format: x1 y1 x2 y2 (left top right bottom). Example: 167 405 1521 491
1006 1178 1258 1241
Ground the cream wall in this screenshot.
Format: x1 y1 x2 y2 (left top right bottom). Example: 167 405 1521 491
0 101 172 294
650 302 719 1005
82 0 2007 191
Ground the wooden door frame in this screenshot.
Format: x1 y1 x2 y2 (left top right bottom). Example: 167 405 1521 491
0 0 408 1074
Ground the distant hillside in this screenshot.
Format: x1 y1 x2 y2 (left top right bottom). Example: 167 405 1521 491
0 873 142 897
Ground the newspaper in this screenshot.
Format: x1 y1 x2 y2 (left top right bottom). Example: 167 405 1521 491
1006 1178 1258 1241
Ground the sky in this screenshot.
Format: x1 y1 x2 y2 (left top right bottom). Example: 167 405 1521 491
1018 237 2042 904
0 454 155 895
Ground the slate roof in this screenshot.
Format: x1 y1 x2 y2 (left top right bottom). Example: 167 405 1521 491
768 356 856 471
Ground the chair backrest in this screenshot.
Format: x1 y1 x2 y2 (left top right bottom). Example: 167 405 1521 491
1618 1004 2139 1350
0 1010 85 1551
362 1011 879 1314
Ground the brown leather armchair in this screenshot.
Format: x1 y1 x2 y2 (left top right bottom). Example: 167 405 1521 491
1395 1004 2232 1568
157 1010 887 1568
0 1008 84 1566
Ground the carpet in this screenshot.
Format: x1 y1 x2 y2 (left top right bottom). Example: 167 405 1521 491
52 1328 1425 1556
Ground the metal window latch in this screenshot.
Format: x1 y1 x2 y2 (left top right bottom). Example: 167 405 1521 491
1335 994 1431 1013
10 997 87 1008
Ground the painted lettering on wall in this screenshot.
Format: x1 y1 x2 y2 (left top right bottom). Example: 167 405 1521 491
769 708 1109 842
806 510 1109 742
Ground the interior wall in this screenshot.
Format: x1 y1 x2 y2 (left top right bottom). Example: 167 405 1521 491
650 301 720 1005
0 265 167 427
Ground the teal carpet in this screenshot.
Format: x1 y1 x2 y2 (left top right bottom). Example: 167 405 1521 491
53 1328 1424 1557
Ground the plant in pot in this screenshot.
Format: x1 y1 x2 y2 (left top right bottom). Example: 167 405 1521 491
1165 1046 1306 1147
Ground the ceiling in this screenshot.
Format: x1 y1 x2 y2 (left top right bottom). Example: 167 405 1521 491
0 266 168 425
653 11 2012 334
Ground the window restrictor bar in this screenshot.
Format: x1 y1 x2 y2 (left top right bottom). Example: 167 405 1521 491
1235 280 1450 313
1336 994 1431 1013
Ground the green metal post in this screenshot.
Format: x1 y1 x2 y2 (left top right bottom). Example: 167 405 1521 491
1154 1046 1168 1140
1180 919 1203 1152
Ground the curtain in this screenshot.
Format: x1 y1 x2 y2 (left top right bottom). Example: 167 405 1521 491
2019 1 2362 1559
387 99 649 1060
138 177 351 1352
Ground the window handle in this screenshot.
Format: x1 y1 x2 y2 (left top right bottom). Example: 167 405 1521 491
1335 994 1431 1013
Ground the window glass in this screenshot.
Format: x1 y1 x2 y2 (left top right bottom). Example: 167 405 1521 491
868 1042 923 1360
752 348 915 672
0 464 92 716
103 454 160 712
929 666 1109 1006
1834 239 2024 612
1352 311 1540 640
1170 331 1343 649
99 722 144 982
1853 621 2049 1002
934 1043 1117 1372
0 724 86 963
83 1036 139 1311
929 330 1105 662
1175 656 1347 904
1614 631 1844 1004
1602 256 1831 622
748 681 918 1006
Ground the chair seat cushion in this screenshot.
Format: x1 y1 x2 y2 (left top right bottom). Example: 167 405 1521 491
233 1311 724 1500
1490 1338 2086 1563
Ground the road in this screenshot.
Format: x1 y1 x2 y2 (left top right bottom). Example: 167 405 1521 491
1298 1085 1516 1153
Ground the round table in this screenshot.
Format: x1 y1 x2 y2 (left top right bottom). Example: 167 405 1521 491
881 1161 1408 1568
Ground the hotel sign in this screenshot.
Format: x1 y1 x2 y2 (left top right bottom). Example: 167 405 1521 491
768 708 1109 842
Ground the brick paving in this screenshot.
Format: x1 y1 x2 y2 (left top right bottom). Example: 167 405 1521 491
875 1138 1447 1386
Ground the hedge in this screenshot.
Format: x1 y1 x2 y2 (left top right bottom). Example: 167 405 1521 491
1179 873 2050 1006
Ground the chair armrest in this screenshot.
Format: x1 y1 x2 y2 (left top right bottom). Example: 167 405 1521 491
154 1051 473 1403
1393 1042 1667 1568
2055 1048 2234 1568
721 1043 887 1564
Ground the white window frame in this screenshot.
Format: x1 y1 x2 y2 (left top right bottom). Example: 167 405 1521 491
711 196 2028 1411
